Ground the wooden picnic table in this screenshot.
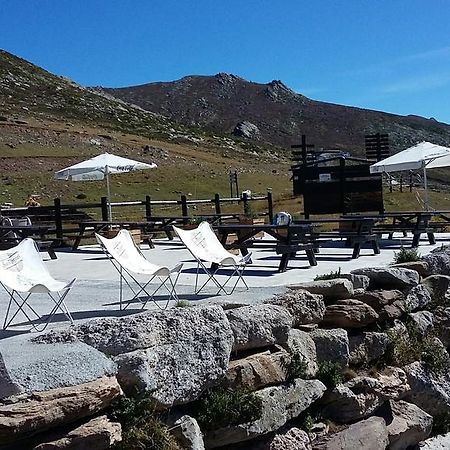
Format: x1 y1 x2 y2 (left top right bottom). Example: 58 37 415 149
214 223 317 272
0 224 57 259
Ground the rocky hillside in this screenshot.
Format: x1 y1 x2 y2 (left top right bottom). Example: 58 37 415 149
103 73 450 154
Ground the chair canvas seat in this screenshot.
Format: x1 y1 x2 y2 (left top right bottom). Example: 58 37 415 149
96 229 182 310
173 221 250 295
0 238 75 331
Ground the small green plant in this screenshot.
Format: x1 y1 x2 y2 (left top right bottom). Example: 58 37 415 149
175 299 190 308
314 268 342 281
109 392 180 450
393 246 421 264
317 361 343 389
422 338 450 376
285 352 309 380
242 201 259 219
192 387 263 431
300 413 314 433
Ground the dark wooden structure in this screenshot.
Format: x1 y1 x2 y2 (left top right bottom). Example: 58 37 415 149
365 133 390 161
291 135 384 218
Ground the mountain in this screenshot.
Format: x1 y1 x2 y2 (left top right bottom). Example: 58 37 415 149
103 73 450 154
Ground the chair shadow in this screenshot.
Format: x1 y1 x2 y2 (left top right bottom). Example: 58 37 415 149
180 267 277 277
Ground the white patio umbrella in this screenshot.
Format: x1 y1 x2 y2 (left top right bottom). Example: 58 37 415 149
55 152 157 220
370 141 450 210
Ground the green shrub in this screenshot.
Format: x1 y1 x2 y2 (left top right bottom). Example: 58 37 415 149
314 268 342 281
422 338 450 376
175 299 190 308
317 362 343 389
192 387 263 431
300 413 314 433
109 392 180 450
285 352 309 380
393 246 421 264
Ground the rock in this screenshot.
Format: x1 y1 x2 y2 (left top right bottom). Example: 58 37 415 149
267 290 325 326
322 299 379 328
36 305 233 357
226 305 292 352
309 328 349 367
204 379 326 448
233 121 261 140
392 261 430 278
0 377 122 446
422 274 450 300
0 334 116 400
285 329 318 378
408 311 435 335
416 431 450 449
224 349 289 390
289 279 353 300
312 416 389 450
354 289 404 311
384 400 432 450
33 415 122 450
269 427 311 450
404 361 450 416
340 273 370 290
378 299 407 321
349 332 389 365
375 366 411 400
422 247 450 276
405 285 432 312
171 415 204 450
351 267 419 291
434 307 450 347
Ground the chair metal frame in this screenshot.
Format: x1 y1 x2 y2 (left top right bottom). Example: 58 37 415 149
0 239 75 331
173 222 251 296
96 230 182 310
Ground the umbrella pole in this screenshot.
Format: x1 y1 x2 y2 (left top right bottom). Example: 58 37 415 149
106 166 113 222
423 165 429 211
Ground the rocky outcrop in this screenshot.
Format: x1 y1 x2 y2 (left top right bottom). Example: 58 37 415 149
289 279 353 300
204 379 326 448
33 415 122 450
233 121 261 140
0 377 121 446
267 290 325 326
226 305 292 351
322 299 379 328
309 328 349 366
351 267 419 291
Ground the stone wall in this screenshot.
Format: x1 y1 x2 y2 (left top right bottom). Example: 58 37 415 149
3 246 450 449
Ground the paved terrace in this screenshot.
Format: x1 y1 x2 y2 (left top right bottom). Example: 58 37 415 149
1 232 449 335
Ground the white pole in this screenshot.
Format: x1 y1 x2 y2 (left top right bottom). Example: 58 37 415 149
105 165 112 221
423 164 429 211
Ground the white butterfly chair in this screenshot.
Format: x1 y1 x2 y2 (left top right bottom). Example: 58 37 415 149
0 238 75 331
95 229 183 310
173 221 251 295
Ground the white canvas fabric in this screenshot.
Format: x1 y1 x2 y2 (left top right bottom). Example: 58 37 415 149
173 221 250 295
0 238 75 330
95 229 182 309
54 152 157 181
370 142 450 173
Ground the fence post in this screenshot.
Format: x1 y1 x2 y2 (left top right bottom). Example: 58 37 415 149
101 197 109 221
409 171 413 192
267 190 273 223
145 195 152 221
181 195 188 224
389 176 393 193
400 175 403 193
54 198 63 240
242 192 249 216
214 193 221 215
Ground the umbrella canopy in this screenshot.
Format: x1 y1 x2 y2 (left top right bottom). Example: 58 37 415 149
55 152 157 219
370 141 450 210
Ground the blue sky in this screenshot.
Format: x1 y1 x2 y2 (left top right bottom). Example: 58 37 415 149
1 0 450 123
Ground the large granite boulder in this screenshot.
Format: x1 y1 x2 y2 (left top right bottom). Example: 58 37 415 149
408 311 435 336
404 361 450 416
233 121 261 140
0 377 121 446
322 299 379 328
422 274 450 300
340 273 370 290
226 305 293 352
285 329 318 378
204 379 326 448
0 334 116 400
33 415 122 450
267 290 325 326
224 349 289 390
351 267 419 291
355 289 404 311
391 261 430 278
171 415 205 450
422 247 450 276
267 428 311 450
288 279 354 300
348 332 389 366
312 416 389 450
309 328 349 367
405 285 432 312
384 400 432 450
434 307 450 347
